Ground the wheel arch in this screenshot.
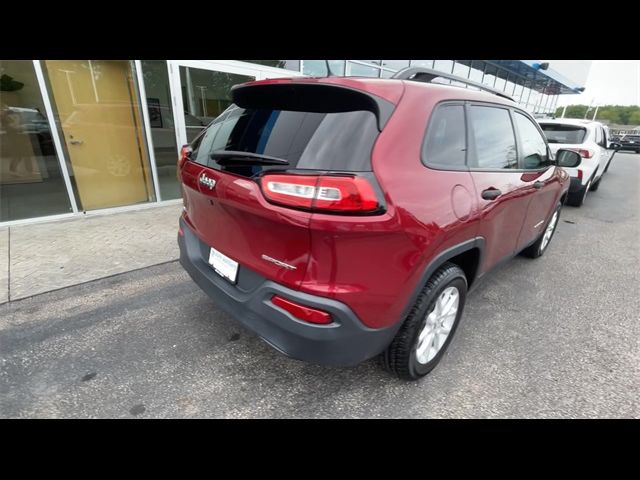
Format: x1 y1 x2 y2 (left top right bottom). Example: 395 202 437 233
398 237 484 325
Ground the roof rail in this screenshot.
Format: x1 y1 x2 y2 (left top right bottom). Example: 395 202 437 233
392 67 514 102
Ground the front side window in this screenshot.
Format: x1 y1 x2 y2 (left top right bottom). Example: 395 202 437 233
468 105 517 169
514 112 551 169
423 105 466 168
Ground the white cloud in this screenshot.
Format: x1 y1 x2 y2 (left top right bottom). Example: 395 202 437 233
556 60 640 107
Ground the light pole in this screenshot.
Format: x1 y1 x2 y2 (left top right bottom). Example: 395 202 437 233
196 86 208 117
583 98 595 119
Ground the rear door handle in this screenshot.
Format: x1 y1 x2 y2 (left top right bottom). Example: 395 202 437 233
481 188 502 200
533 181 544 189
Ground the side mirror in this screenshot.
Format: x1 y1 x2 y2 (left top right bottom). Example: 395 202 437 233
609 142 622 150
556 149 582 168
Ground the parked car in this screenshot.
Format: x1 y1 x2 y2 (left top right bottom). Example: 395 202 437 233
538 119 618 206
618 134 640 153
177 70 574 380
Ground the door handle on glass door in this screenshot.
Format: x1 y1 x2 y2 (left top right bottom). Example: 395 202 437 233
481 188 502 200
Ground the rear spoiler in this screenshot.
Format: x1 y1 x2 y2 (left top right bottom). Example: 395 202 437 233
230 82 396 131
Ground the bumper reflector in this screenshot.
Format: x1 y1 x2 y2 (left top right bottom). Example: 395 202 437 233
271 295 332 325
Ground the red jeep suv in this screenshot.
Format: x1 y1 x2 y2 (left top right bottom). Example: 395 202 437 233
177 67 573 380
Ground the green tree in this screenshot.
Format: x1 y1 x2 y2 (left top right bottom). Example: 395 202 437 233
555 104 640 125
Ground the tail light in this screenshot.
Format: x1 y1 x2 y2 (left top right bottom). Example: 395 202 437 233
271 295 332 324
573 149 594 159
177 145 192 180
577 169 583 180
259 174 380 213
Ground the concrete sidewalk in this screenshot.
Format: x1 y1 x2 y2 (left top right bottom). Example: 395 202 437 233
0 203 183 304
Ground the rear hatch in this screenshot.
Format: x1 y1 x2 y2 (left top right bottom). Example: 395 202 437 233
179 80 396 290
539 122 592 174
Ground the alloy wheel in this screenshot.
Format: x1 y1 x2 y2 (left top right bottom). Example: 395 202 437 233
415 286 459 364
540 210 559 252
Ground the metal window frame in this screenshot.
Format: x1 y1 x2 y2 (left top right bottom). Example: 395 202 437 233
32 60 79 213
133 60 162 202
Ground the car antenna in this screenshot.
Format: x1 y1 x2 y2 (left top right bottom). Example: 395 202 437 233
325 60 336 77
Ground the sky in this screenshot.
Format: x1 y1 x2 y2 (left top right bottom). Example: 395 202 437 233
554 60 640 107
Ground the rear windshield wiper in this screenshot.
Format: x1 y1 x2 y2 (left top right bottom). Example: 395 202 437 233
211 150 289 166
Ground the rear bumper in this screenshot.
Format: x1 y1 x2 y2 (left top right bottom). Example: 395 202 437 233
569 176 584 193
177 217 399 367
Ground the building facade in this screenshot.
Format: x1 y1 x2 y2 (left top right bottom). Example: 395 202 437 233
0 59 587 225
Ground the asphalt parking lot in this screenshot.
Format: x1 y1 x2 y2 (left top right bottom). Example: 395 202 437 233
1 152 638 418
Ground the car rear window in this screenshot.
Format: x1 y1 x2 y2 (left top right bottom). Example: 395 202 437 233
539 123 587 144
190 104 379 177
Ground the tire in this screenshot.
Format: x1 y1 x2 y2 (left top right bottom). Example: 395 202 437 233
382 262 467 380
566 177 592 207
521 202 561 258
590 176 601 191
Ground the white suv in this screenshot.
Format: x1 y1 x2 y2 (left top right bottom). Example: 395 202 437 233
538 119 617 207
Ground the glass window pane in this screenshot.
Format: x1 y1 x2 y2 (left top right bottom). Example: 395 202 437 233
482 73 496 87
468 62 484 83
520 87 531 107
381 60 409 71
528 90 540 112
141 60 180 200
356 60 381 66
1 60 73 221
43 60 156 211
348 62 380 77
512 82 525 103
433 60 454 74
239 60 300 72
411 60 434 68
513 112 550 169
423 105 466 168
302 60 345 76
469 106 517 169
505 80 515 96
482 65 497 87
452 61 470 79
179 66 254 143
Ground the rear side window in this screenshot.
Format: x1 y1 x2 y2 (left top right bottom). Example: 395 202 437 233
468 106 517 169
423 105 466 168
191 105 379 176
539 123 587 144
513 112 551 169
594 126 602 144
